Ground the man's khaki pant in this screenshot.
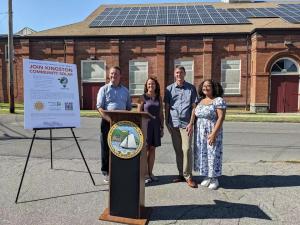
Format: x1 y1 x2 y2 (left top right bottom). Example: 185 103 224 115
169 127 192 179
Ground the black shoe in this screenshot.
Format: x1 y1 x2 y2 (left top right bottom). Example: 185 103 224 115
173 175 185 183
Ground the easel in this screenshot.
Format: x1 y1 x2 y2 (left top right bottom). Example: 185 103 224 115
15 127 95 203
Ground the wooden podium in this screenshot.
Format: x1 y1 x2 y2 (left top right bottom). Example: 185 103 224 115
99 110 152 225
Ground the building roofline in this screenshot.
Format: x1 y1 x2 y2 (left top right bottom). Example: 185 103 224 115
2 27 300 41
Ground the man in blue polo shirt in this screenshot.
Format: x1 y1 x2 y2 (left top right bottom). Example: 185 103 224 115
164 65 198 188
96 66 132 182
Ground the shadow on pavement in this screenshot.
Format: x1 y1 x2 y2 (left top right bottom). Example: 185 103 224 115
53 168 101 175
220 175 300 189
146 175 300 189
145 175 195 187
17 189 108 204
150 200 271 221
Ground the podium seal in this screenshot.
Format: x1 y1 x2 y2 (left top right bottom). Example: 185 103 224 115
108 121 144 159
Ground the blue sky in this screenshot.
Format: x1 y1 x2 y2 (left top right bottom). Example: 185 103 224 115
0 0 222 34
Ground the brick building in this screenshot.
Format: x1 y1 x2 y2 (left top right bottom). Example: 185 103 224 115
1 1 300 112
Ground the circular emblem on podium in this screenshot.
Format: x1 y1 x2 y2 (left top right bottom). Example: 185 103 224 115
108 121 144 159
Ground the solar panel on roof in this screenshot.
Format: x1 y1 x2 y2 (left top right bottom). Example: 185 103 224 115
144 19 156 25
281 16 297 23
236 17 250 23
190 18 202 24
122 19 135 26
224 17 238 24
201 17 214 24
89 4 300 28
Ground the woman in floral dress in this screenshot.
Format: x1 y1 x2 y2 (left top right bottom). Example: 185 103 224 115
192 79 226 190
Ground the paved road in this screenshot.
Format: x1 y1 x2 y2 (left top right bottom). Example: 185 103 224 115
1 114 299 163
1 114 300 225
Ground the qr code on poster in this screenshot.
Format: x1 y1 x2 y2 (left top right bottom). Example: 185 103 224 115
65 102 73 110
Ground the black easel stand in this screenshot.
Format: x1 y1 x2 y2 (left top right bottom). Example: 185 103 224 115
15 127 95 203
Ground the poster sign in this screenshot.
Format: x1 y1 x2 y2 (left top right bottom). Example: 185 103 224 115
23 59 80 129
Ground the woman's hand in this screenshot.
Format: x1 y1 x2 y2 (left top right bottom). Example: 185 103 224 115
208 132 216 146
186 123 193 136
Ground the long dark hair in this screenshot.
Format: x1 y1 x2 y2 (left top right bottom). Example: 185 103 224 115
144 77 160 99
198 79 224 99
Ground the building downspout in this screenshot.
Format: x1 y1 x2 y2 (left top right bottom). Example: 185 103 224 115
245 34 250 111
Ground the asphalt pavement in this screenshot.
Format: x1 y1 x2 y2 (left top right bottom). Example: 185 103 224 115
1 114 300 225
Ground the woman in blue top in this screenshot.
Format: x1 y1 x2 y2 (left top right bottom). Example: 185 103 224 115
137 77 164 183
190 79 226 190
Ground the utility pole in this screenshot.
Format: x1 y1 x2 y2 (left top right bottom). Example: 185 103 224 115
8 0 15 113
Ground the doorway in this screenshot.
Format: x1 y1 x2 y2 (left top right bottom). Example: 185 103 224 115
270 58 299 113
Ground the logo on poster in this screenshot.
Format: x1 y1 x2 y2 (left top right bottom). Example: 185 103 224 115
58 76 68 88
34 101 44 111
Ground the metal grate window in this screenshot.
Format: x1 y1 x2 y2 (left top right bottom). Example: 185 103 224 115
129 61 148 95
81 60 106 82
221 59 241 95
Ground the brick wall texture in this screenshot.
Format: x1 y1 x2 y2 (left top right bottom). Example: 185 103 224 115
1 31 300 111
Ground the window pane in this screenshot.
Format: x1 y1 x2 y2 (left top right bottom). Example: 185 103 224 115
276 60 284 71
287 64 297 72
271 58 299 74
82 61 105 81
129 61 148 95
224 70 240 83
223 88 240 94
221 60 240 94
271 64 282 73
284 59 298 72
174 60 194 84
222 60 240 70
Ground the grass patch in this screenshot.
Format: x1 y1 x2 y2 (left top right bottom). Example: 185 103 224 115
226 114 300 123
1 103 299 122
80 110 99 117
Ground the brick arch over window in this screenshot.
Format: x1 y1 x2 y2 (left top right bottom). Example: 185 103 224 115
264 52 300 74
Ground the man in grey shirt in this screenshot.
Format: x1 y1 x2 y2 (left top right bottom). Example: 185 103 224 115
164 65 198 188
96 66 132 182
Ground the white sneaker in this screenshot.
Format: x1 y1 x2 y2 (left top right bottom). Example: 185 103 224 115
208 178 219 190
200 177 211 187
145 177 152 184
103 175 109 183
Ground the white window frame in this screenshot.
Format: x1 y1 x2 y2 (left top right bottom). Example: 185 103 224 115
221 59 241 95
129 60 148 96
270 57 300 76
174 59 194 84
80 60 106 82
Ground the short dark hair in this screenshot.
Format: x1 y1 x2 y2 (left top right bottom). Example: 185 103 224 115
198 79 224 99
110 66 122 74
144 77 161 99
175 65 186 73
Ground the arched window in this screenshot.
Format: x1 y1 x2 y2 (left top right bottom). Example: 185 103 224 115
271 58 299 75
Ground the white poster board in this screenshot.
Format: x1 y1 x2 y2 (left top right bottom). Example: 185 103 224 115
23 59 80 129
